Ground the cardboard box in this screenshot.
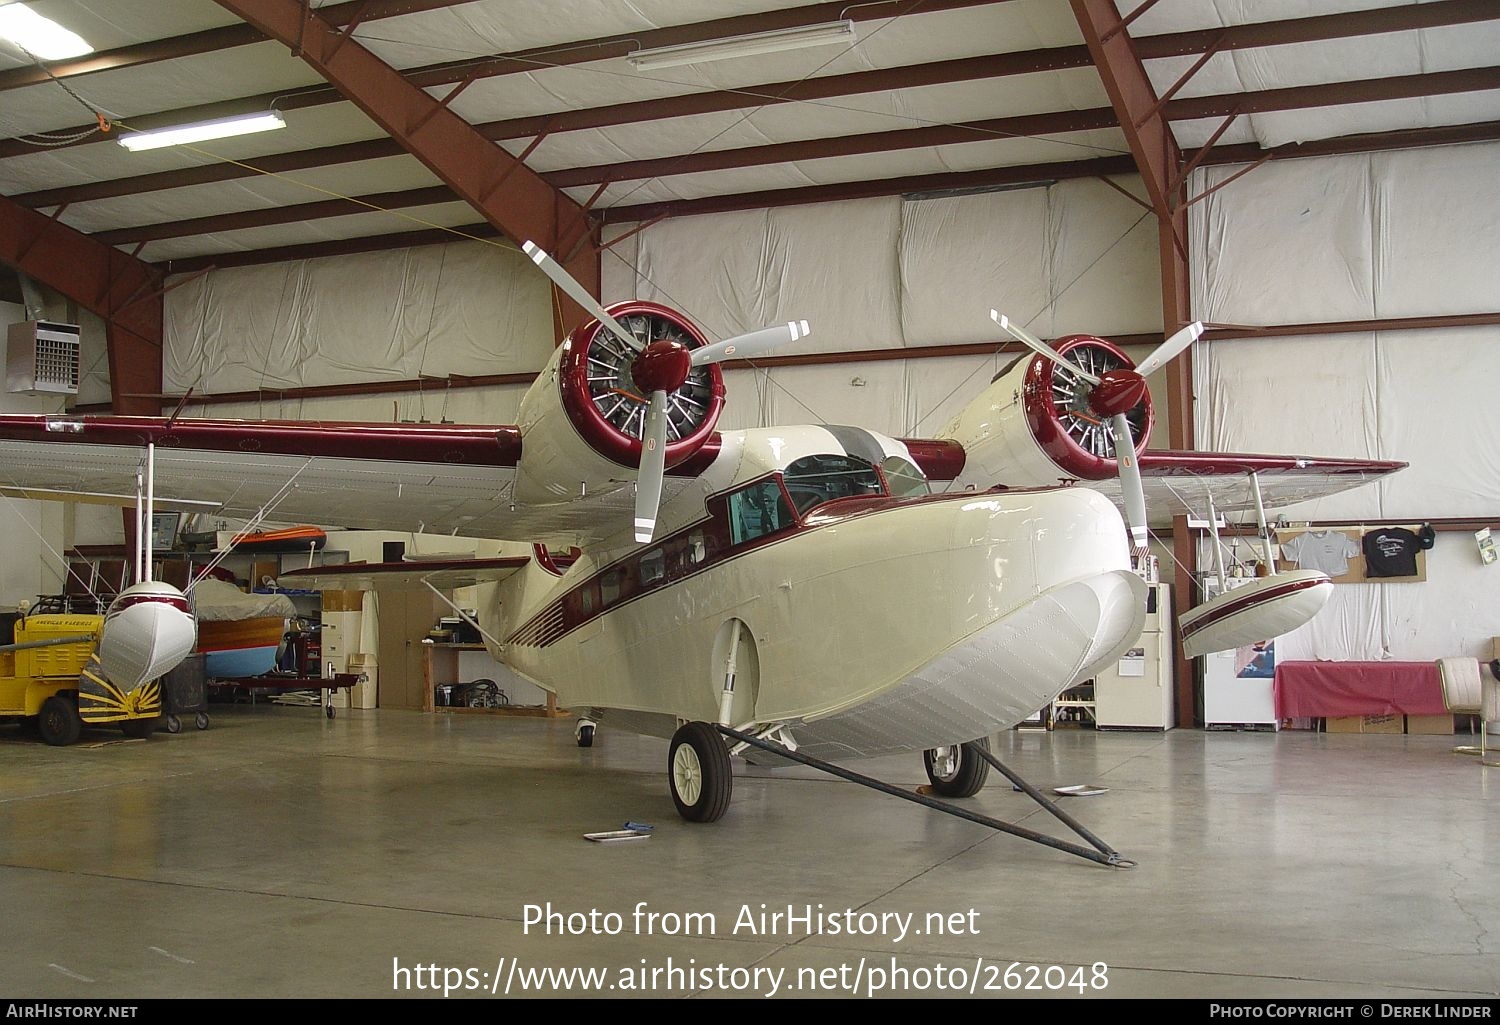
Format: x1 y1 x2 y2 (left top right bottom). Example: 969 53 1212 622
1405 714 1456 736
1325 714 1404 734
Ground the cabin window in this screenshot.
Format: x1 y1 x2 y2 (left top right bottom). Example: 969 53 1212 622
580 586 595 615
687 529 708 565
881 456 930 498
639 548 666 587
782 454 884 515
727 480 794 546
600 567 624 606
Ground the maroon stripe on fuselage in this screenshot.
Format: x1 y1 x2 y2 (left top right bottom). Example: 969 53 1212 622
1179 576 1327 638
0 415 524 467
506 482 1062 649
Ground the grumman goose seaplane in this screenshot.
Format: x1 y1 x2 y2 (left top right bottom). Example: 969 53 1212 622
0 241 1401 834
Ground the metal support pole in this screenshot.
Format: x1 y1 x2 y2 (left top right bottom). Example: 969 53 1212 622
717 726 1133 868
143 441 155 581
967 743 1120 860
1249 471 1277 572
1206 489 1227 591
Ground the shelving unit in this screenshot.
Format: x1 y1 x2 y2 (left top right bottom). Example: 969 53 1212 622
422 642 566 718
1051 681 1097 728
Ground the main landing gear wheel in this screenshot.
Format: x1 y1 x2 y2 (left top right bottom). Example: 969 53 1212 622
923 737 991 798
120 718 155 740
38 696 81 747
669 721 732 823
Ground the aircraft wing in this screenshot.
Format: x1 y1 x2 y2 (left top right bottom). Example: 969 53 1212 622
277 557 532 591
1077 451 1405 524
0 414 693 546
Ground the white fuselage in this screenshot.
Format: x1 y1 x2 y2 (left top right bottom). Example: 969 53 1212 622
479 427 1146 760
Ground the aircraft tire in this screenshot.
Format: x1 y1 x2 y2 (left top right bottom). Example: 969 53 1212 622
38 696 81 747
669 721 732 822
577 724 595 748
923 737 991 798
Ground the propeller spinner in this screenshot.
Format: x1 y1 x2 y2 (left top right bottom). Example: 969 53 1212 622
990 310 1203 550
524 240 810 543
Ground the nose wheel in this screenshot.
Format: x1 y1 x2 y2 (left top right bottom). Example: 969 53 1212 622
922 737 991 798
575 718 597 748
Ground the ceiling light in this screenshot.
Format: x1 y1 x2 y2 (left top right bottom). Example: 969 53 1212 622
117 110 287 152
627 20 856 71
0 3 93 60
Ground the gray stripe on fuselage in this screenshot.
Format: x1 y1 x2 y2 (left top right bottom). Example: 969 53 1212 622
823 425 886 466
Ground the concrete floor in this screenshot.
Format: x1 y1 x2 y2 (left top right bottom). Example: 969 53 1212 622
0 706 1496 1000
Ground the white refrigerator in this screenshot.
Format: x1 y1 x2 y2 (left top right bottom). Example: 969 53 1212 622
1199 575 1280 729
1095 583 1175 730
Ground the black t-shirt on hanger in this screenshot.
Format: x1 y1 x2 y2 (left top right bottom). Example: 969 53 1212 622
1361 525 1434 578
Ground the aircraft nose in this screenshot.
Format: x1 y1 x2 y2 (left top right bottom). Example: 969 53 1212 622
950 485 1130 576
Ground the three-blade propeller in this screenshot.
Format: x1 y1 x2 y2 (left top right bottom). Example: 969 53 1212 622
990 310 1204 550
524 240 809 543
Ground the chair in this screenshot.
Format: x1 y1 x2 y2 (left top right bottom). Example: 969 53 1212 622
1436 657 1496 763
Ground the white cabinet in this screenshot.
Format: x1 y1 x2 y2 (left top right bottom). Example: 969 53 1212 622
1199 575 1280 729
1095 584 1175 730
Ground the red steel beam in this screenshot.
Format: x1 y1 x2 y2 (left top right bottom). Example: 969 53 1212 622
129 154 1134 253
601 156 1138 223
10 46 1095 207
0 1 485 92
93 185 457 246
0 194 161 415
143 112 1498 273
544 108 1120 188
1072 0 1198 724
64 60 1500 247
1134 0 1499 60
157 157 1137 274
1200 120 1500 165
161 222 503 274
1167 65 1500 122
1071 0 1181 219
7 0 1497 169
211 0 597 327
0 0 1007 158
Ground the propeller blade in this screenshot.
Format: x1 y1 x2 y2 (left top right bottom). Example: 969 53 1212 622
989 310 1099 385
634 390 671 543
1110 413 1149 550
1134 321 1204 378
689 320 810 367
522 240 642 351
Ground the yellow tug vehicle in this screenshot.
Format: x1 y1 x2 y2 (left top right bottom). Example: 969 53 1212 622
0 611 161 745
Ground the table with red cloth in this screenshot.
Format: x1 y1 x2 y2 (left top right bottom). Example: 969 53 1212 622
1273 660 1447 718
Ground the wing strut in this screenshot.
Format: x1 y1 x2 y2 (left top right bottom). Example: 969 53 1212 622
1248 471 1277 573
1205 488 1228 592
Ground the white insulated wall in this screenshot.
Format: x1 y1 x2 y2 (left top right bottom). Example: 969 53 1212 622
1189 142 1500 661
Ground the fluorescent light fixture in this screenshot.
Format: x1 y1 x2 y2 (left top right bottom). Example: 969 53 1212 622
627 19 856 70
117 110 287 152
0 3 93 60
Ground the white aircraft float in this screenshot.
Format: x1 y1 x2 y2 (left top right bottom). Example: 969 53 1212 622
0 243 1400 862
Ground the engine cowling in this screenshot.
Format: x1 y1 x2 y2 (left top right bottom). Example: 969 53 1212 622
940 334 1153 489
515 300 726 505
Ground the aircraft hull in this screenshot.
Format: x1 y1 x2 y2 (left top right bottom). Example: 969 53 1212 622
499 485 1145 758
